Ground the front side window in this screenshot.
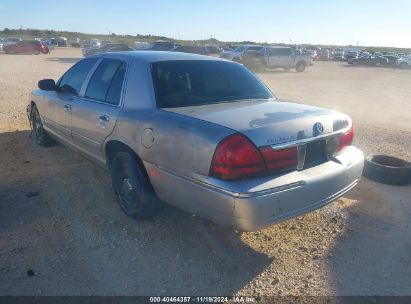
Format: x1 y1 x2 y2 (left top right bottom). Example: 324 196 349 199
58 58 98 95
152 60 273 108
234 46 245 52
85 59 126 105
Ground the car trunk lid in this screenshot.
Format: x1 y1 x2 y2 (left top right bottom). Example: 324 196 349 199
163 100 349 148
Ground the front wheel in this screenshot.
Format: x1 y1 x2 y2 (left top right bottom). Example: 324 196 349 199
31 106 53 146
111 152 159 220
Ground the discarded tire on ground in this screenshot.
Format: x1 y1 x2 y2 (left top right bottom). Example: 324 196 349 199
363 154 411 186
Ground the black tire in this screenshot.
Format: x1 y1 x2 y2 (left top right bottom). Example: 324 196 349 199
111 152 159 219
33 49 40 55
363 154 411 186
254 60 267 72
232 57 241 63
400 62 408 69
296 61 306 72
31 106 53 146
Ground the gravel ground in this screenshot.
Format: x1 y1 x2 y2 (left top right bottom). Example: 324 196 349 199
0 48 410 296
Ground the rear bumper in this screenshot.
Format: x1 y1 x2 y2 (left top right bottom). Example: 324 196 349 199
146 146 364 231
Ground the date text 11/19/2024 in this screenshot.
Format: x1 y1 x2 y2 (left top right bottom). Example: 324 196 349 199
149 296 256 303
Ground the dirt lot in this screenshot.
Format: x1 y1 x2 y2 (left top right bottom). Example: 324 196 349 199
0 48 410 296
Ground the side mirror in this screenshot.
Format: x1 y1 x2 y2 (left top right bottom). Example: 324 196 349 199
38 79 56 91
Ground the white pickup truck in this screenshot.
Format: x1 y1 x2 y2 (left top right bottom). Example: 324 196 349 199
395 56 411 68
243 46 313 72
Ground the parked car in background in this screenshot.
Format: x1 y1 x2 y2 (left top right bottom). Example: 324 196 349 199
171 45 221 57
27 51 363 231
134 41 150 50
219 45 264 62
83 39 101 49
395 56 411 68
331 50 345 61
71 37 81 47
83 43 133 57
344 51 358 61
39 38 55 52
316 50 331 61
41 41 54 52
243 46 313 72
381 55 399 66
83 40 91 48
348 55 388 66
56 37 67 47
0 37 22 50
145 41 180 51
4 40 49 55
307 49 318 60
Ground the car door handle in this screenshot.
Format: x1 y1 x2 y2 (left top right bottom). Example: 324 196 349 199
64 104 71 111
99 115 110 122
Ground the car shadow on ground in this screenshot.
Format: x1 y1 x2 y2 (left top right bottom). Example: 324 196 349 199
0 130 271 295
45 57 82 64
327 179 411 295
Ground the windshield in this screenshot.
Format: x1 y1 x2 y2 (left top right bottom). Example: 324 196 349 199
151 60 273 108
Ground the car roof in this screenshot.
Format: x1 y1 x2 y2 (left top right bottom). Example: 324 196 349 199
96 51 228 63
265 46 291 49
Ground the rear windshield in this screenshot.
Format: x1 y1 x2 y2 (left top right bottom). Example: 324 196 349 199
151 60 273 108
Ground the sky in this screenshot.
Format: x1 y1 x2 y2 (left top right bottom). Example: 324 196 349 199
1 0 411 48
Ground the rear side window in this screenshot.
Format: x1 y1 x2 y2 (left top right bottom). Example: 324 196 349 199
269 48 291 56
85 59 126 105
58 58 98 95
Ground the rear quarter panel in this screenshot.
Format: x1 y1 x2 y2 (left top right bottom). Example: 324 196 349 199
107 109 234 177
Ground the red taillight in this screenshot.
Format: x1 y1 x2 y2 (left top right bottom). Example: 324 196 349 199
337 125 354 152
210 133 299 180
260 146 298 171
210 134 265 180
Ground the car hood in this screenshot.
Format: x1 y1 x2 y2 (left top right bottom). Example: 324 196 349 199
164 100 350 147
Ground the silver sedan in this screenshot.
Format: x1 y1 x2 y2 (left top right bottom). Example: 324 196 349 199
27 51 364 231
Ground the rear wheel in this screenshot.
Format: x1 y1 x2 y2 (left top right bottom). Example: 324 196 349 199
296 61 306 72
31 106 53 146
33 49 40 55
255 59 267 72
111 152 159 220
